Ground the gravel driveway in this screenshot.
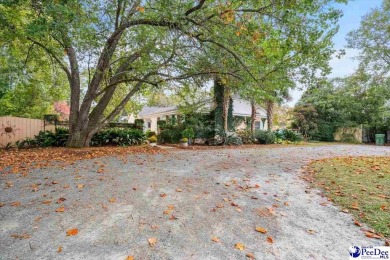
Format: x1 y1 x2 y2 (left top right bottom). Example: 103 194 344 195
1 144 389 260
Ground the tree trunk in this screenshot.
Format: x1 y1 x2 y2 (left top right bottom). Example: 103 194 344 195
266 100 274 131
223 89 230 133
250 101 256 133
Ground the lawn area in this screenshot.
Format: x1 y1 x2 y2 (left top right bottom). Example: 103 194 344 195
306 156 390 238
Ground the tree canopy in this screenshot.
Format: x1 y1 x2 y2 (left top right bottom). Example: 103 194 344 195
1 0 347 146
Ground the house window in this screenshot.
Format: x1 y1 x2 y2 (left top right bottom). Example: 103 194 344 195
147 121 151 128
255 121 261 130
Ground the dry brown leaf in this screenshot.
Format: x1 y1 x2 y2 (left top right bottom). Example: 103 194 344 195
255 227 267 234
0 202 4 207
211 236 220 243
66 228 79 236
354 219 363 227
169 215 178 220
77 184 84 190
385 240 390 246
167 205 175 210
148 237 157 247
266 236 274 243
57 246 62 253
364 231 382 239
10 201 21 207
235 243 245 250
42 200 52 204
125 256 134 260
159 193 167 198
176 188 182 192
307 229 316 234
246 253 255 259
108 198 116 203
55 207 65 212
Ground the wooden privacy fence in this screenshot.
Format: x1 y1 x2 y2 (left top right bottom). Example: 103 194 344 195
0 116 55 147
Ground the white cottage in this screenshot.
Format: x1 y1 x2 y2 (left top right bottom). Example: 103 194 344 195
129 94 268 133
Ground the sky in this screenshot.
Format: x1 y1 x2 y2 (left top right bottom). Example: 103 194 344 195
287 0 383 106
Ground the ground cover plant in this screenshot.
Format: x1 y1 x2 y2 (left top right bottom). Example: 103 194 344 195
305 156 390 238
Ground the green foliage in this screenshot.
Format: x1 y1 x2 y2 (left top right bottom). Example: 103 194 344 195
91 128 145 146
180 137 188 143
214 78 224 134
254 130 276 144
237 130 255 144
148 135 157 143
308 123 335 142
274 129 303 142
158 127 182 144
146 131 156 138
182 127 195 139
134 119 144 128
294 72 390 142
17 128 69 148
157 120 167 129
228 96 234 131
225 133 243 146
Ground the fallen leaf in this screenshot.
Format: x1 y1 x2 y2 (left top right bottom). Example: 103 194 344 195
66 228 79 236
167 205 175 210
211 236 220 242
0 202 4 207
77 184 84 190
57 197 66 203
55 207 65 212
42 200 52 204
235 243 245 250
255 227 267 234
176 189 182 192
125 256 134 260
57 246 62 253
148 237 157 247
364 231 382 239
307 229 316 234
159 193 167 198
342 209 349 213
10 201 21 207
108 198 116 203
385 240 389 246
283 202 289 206
266 236 274 243
354 219 363 227
169 215 178 220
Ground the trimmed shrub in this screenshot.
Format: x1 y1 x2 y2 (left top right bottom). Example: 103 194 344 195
91 128 145 146
237 130 254 144
254 130 275 144
146 131 156 138
182 127 195 139
180 137 188 142
158 128 182 144
148 135 157 143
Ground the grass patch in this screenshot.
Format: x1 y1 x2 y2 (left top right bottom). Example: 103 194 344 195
306 156 390 238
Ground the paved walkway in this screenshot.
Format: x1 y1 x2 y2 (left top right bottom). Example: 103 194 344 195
0 144 389 259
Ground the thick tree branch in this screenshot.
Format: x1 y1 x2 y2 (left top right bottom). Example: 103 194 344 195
185 0 207 16
27 37 71 81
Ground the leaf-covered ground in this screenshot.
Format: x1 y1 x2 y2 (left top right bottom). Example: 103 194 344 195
305 156 390 238
0 144 389 259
